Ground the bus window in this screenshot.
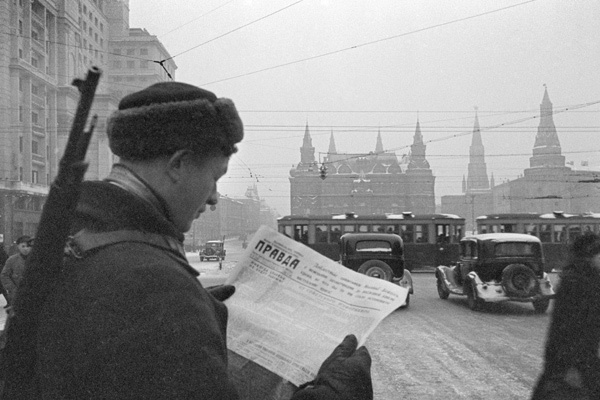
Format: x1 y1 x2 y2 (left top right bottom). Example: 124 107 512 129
501 224 516 233
385 225 398 234
490 224 500 233
330 225 342 243
583 224 595 234
450 224 463 243
553 224 566 243
280 225 293 238
479 225 488 234
294 224 308 244
416 224 428 243
400 225 413 243
524 223 538 237
372 224 385 233
343 225 355 233
539 224 551 242
436 224 449 244
315 224 328 243
358 224 369 233
567 225 582 242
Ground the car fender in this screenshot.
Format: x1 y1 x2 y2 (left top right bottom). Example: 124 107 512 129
436 265 461 294
396 269 414 294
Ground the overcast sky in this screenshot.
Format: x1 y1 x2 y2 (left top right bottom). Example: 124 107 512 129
128 0 600 216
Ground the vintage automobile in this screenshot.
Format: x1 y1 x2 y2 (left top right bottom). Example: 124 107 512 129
339 233 413 307
199 240 226 261
435 233 555 312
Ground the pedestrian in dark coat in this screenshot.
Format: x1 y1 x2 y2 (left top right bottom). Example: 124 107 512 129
531 233 600 400
34 82 372 399
0 241 9 305
0 235 33 306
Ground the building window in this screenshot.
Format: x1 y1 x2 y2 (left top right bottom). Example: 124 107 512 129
113 60 121 69
31 84 39 95
100 22 103 32
140 48 148 56
113 48 121 54
126 60 135 69
19 20 23 35
19 106 24 122
140 60 148 69
31 111 38 125
19 167 23 181
127 48 135 55
31 56 38 68
19 48 23 58
19 136 23 152
32 140 39 155
32 171 39 184
19 77 24 91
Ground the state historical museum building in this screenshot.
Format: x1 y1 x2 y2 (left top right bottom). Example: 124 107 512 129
289 122 435 216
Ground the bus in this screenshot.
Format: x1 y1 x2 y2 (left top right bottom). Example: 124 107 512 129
476 211 600 271
277 212 465 271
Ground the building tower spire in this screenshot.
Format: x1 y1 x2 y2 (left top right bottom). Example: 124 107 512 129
375 129 384 153
300 121 315 165
529 85 565 168
407 118 430 170
466 107 490 191
328 129 337 154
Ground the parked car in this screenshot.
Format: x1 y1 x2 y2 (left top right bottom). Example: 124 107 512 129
435 233 555 312
199 240 226 261
339 233 413 307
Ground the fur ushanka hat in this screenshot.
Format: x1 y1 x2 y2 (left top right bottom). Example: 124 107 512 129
107 82 243 160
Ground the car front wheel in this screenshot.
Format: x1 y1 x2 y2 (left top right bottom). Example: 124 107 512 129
466 280 481 311
436 275 450 299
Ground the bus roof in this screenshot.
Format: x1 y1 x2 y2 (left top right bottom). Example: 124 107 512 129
278 212 464 221
463 233 542 243
477 211 600 221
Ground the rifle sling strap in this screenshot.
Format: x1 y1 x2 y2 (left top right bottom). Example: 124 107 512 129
67 229 187 260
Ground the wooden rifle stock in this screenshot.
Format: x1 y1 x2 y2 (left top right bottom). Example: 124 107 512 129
1 67 102 398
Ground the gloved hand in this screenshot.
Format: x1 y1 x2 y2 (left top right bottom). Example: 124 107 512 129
206 285 236 302
292 334 373 400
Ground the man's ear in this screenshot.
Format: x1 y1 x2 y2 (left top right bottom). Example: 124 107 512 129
165 150 193 183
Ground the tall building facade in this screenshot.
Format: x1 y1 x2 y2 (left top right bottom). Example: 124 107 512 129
289 122 435 216
442 87 600 232
0 0 174 245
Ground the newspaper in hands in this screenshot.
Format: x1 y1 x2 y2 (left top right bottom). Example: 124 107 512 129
225 225 408 387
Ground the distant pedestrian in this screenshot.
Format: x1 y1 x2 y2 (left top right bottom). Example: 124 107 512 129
531 233 600 400
0 240 9 307
0 235 33 306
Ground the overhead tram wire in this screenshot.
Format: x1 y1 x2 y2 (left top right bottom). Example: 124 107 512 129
197 0 538 86
159 0 305 63
157 0 237 38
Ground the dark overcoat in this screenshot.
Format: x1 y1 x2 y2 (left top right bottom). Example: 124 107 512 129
35 181 238 399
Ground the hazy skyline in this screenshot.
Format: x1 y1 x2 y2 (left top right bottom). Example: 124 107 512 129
128 0 600 216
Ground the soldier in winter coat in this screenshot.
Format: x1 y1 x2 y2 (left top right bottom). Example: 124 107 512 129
34 82 372 399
